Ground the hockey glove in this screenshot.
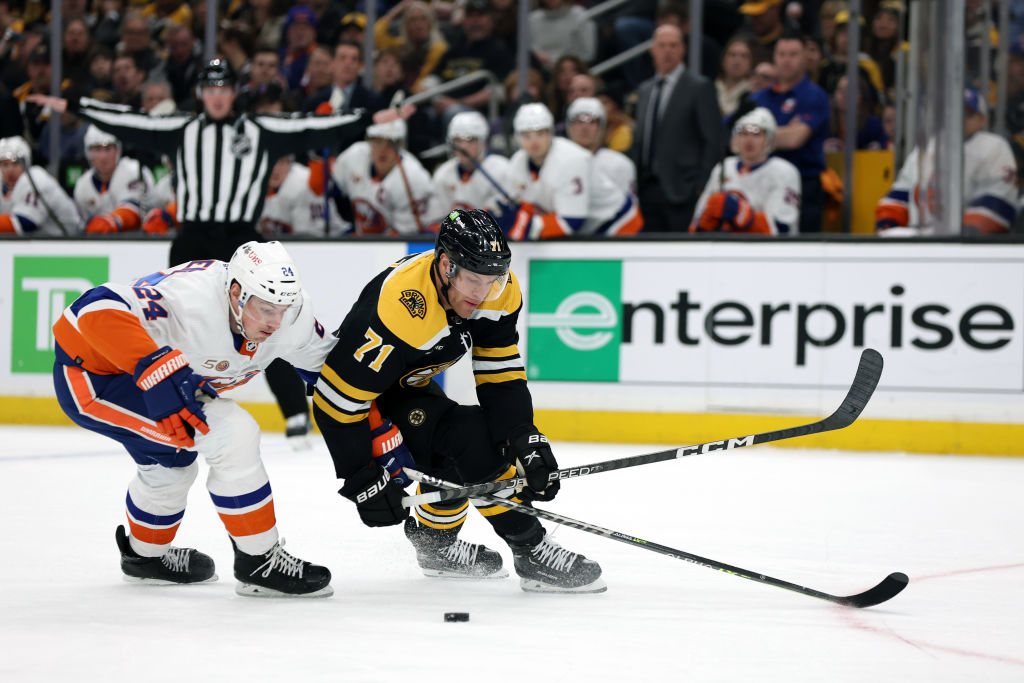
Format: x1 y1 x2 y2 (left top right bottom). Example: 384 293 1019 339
143 206 175 235
369 404 414 488
86 214 121 234
508 424 560 502
339 462 409 527
133 347 217 446
720 192 754 232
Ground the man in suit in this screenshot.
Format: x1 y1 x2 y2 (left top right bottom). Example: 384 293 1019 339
631 24 723 232
304 40 382 114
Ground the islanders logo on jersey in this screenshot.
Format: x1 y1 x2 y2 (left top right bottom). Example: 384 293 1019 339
352 198 388 234
400 289 427 319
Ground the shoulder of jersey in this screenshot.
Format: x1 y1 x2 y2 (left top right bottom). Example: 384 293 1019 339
472 269 522 319
376 251 449 349
482 154 510 169
339 141 370 164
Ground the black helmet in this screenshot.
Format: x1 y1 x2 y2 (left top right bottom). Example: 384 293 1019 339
198 58 237 89
435 208 510 276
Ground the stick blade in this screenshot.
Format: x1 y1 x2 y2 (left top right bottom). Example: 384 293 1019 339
838 572 908 608
829 348 884 429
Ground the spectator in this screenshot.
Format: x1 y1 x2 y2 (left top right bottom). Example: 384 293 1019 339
13 43 55 147
818 0 848 58
818 10 884 102
824 73 886 152
217 23 255 88
111 54 145 108
63 18 93 84
86 45 115 99
425 0 512 126
865 0 903 91
308 0 343 48
804 34 825 83
490 0 519 49
304 40 381 114
118 12 160 76
141 79 175 114
692 107 801 234
0 135 82 235
74 125 155 234
529 0 597 70
338 12 367 44
881 102 896 150
93 0 126 49
597 85 634 153
375 1 448 92
37 94 89 166
298 45 334 102
752 30 830 233
716 36 755 120
372 47 405 105
142 0 192 37
750 60 777 91
876 89 1017 236
160 25 203 109
566 96 637 197
0 84 23 138
567 72 601 107
630 24 722 232
236 0 287 50
280 5 319 92
248 45 287 90
544 55 587 125
1 23 46 92
739 0 785 64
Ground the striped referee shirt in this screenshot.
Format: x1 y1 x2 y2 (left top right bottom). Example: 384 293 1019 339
73 97 368 225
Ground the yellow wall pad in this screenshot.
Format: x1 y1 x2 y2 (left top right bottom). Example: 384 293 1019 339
3 396 1020 456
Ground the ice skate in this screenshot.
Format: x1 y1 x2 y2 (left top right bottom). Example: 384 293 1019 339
115 525 217 584
512 531 606 593
285 413 312 452
232 538 333 598
405 518 508 579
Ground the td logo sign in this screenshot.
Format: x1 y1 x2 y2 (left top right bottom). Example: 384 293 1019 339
12 256 108 373
526 260 621 381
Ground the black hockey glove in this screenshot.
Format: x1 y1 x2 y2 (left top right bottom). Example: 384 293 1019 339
508 425 560 502
339 462 409 527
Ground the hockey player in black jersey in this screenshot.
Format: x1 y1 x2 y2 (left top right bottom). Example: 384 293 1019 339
314 208 605 593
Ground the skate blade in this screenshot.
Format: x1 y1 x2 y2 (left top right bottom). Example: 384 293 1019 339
519 577 608 594
421 567 510 580
286 435 313 452
234 582 334 598
122 573 219 585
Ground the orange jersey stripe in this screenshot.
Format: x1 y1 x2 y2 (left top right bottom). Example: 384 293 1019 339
962 210 1010 234
75 307 159 374
0 214 17 233
64 365 189 448
610 208 644 235
219 500 277 537
537 213 572 239
126 517 181 545
875 204 909 226
747 212 773 234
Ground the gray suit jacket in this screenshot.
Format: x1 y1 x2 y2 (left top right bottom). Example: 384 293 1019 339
630 69 723 204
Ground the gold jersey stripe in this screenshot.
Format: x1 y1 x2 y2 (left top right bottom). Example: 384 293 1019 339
473 494 524 517
417 499 470 517
312 393 368 423
472 345 519 358
474 370 528 385
320 365 379 402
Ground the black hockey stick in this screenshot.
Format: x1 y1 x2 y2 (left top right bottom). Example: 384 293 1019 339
404 467 908 608
404 348 883 508
451 142 516 204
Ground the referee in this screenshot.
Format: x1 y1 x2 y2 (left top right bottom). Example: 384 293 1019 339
29 59 404 444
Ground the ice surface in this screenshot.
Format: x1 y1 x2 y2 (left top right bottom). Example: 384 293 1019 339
1 424 1021 682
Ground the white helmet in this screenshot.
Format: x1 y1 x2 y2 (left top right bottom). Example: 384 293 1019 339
366 118 407 147
227 241 302 308
0 136 31 165
513 103 554 135
732 107 777 151
83 126 121 163
447 111 489 144
567 97 606 125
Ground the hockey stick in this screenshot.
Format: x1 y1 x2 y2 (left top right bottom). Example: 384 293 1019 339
388 89 427 233
404 348 882 508
404 467 908 608
451 142 516 204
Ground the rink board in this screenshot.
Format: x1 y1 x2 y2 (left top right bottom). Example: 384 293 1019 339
2 238 1022 455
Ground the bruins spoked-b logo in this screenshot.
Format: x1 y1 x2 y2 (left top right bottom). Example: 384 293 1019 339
400 289 427 319
407 408 426 427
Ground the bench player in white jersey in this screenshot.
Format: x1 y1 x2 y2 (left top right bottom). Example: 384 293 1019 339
499 103 642 239
74 126 156 234
428 111 511 224
0 136 82 236
259 155 349 237
876 88 1017 235
52 242 335 597
565 97 637 197
692 107 801 235
330 118 433 235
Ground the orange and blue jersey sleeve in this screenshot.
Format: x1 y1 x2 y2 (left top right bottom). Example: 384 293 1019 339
52 286 158 375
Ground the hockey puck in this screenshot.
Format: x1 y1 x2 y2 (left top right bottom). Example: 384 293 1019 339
444 612 470 622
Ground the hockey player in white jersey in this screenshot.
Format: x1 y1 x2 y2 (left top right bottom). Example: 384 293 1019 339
52 242 335 597
0 135 82 236
499 103 642 239
260 155 349 237
330 118 433 235
428 111 511 224
692 107 801 235
74 125 156 234
565 97 637 197
876 89 1017 235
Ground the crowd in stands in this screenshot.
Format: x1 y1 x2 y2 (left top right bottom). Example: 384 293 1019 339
1 0 1023 237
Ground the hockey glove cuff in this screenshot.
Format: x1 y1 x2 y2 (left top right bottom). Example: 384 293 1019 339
339 462 409 527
